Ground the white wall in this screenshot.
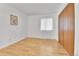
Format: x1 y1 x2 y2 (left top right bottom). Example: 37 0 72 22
0 4 59 48
0 4 28 48
75 3 79 56
27 14 58 40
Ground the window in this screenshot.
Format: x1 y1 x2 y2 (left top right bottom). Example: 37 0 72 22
40 17 53 31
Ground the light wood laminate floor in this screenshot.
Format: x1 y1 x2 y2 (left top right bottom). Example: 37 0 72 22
0 38 69 56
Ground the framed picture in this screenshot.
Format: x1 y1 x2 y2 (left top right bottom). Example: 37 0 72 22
10 14 18 25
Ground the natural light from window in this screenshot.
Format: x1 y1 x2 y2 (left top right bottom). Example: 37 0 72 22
40 17 53 31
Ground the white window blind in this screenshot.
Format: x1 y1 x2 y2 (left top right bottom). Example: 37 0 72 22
40 18 53 31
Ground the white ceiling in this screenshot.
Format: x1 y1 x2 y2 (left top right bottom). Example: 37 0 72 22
7 3 67 16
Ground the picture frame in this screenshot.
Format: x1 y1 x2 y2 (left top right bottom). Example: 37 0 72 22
10 14 18 25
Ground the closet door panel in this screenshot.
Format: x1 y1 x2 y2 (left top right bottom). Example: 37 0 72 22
63 4 74 55
59 13 64 46
59 3 74 55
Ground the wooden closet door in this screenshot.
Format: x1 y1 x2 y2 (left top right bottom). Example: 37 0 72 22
63 4 75 56
59 11 64 46
59 3 75 56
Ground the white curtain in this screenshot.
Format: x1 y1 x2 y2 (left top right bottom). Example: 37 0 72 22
40 18 53 31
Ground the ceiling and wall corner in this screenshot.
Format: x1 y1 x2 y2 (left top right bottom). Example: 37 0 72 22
7 3 67 16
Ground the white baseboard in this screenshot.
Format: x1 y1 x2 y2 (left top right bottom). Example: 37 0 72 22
27 37 56 40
